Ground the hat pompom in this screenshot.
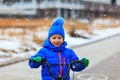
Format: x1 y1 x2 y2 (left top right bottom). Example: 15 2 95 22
48 17 65 39
51 17 64 27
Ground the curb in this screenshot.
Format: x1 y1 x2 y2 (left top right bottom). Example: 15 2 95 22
71 33 120 49
0 55 30 67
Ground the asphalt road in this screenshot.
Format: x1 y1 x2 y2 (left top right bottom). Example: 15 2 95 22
78 52 120 80
74 34 120 80
0 34 120 80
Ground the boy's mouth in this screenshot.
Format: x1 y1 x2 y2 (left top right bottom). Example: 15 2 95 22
54 43 60 46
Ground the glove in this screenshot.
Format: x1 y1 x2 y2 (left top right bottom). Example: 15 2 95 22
32 56 42 63
81 57 89 67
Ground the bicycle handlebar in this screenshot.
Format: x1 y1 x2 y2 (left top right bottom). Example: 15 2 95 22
42 58 82 80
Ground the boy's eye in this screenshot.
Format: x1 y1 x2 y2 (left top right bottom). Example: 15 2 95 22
52 37 62 39
52 37 56 39
58 37 62 39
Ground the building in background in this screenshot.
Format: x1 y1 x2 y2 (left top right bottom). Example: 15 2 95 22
0 0 120 19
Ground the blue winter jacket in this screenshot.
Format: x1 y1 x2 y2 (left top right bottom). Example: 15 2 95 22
28 39 85 80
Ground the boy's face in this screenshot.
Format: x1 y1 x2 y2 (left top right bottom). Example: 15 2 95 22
50 34 64 47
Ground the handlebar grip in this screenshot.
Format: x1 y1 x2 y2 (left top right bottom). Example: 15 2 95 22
41 58 46 63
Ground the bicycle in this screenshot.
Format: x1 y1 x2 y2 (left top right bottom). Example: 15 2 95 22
42 58 82 80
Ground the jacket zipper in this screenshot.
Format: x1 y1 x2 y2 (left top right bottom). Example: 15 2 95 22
58 51 62 76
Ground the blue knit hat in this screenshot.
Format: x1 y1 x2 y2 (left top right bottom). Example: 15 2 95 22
48 17 65 39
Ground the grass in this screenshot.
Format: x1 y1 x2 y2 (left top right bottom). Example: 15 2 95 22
0 17 120 45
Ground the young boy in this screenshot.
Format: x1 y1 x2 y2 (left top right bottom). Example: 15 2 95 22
28 17 89 80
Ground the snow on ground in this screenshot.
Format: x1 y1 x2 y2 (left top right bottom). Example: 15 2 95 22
66 27 120 47
0 18 120 66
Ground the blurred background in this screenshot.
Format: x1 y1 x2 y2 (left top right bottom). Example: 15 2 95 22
0 0 120 19
0 0 120 80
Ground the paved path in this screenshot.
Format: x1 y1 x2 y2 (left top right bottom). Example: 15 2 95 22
77 52 120 80
0 60 41 80
73 34 120 80
0 34 120 80
73 34 120 68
